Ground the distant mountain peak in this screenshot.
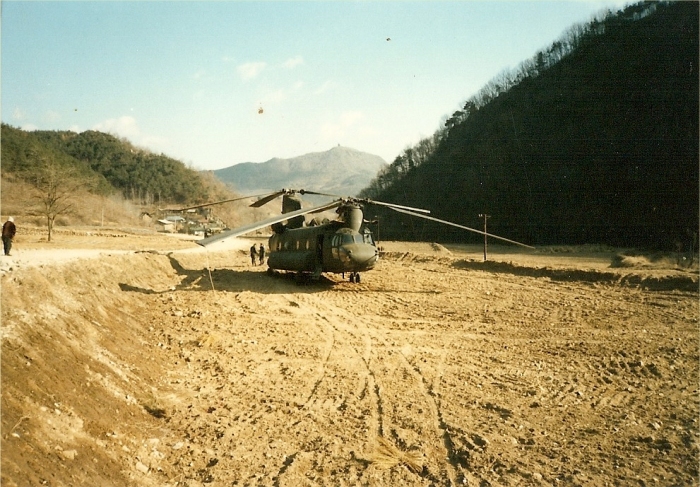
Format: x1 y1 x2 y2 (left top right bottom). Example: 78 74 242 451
213 146 387 197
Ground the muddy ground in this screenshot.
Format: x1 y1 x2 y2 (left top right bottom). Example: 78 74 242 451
1 227 698 486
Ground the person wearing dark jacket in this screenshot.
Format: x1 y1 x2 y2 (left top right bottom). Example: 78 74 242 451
258 243 265 266
2 216 16 256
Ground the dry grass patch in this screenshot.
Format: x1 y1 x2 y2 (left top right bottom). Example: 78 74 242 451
368 437 423 474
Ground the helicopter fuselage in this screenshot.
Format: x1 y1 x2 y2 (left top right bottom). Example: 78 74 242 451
267 220 379 277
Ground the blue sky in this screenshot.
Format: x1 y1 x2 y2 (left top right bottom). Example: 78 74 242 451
2 1 630 170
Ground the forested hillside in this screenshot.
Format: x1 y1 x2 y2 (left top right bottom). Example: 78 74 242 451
1 124 229 207
361 1 698 249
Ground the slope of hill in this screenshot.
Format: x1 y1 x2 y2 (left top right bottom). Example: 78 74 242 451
213 146 387 197
361 1 698 250
1 124 235 210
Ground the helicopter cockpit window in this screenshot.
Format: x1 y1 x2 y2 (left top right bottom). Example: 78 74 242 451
342 234 356 245
363 232 374 245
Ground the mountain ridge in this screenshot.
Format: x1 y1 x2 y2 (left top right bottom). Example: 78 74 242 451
213 145 387 197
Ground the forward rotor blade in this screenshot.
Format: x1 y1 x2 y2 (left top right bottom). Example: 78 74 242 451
197 200 342 247
364 199 431 214
390 207 535 249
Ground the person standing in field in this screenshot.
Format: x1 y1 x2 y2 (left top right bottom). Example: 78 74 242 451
250 244 258 266
2 217 16 256
258 243 265 266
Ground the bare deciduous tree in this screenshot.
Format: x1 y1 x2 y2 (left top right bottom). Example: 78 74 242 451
28 157 84 242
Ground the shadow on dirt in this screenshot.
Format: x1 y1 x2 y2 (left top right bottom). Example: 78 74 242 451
119 254 336 294
453 259 699 293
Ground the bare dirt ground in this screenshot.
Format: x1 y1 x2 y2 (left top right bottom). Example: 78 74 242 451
1 226 698 487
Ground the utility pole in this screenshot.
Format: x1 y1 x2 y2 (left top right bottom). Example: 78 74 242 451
479 213 490 261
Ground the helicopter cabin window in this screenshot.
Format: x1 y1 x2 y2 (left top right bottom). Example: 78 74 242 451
331 235 339 258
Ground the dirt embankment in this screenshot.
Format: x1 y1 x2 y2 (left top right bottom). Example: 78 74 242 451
1 237 698 486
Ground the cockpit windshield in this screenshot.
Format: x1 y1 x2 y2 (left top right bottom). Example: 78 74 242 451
341 234 357 244
334 231 374 246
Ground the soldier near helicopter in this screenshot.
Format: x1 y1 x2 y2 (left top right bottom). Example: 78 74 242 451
259 243 265 266
250 244 258 266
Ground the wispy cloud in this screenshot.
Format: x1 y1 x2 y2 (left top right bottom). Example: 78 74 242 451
237 61 267 81
314 80 335 95
320 110 364 139
93 115 140 138
93 116 168 150
42 110 61 124
261 89 286 105
12 107 28 121
283 55 304 69
259 81 304 106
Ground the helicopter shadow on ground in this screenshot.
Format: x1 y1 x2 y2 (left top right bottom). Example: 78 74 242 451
118 253 336 295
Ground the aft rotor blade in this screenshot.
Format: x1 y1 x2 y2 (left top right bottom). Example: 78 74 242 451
197 200 342 247
168 193 271 212
365 199 431 214
249 190 287 208
390 207 535 249
298 189 339 197
249 189 340 208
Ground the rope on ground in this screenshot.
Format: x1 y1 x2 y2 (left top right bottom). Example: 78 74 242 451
204 249 216 292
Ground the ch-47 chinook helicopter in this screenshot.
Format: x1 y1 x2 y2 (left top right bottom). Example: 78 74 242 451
195 189 533 283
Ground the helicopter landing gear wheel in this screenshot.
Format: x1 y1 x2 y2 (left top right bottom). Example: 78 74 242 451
349 272 360 283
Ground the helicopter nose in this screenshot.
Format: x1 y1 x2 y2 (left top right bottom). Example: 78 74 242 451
343 244 378 270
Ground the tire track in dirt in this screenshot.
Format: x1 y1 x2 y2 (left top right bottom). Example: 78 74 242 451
361 261 516 485
305 283 461 485
300 321 336 409
295 293 384 452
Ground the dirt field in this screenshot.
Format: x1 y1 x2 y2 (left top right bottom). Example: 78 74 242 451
1 227 698 486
